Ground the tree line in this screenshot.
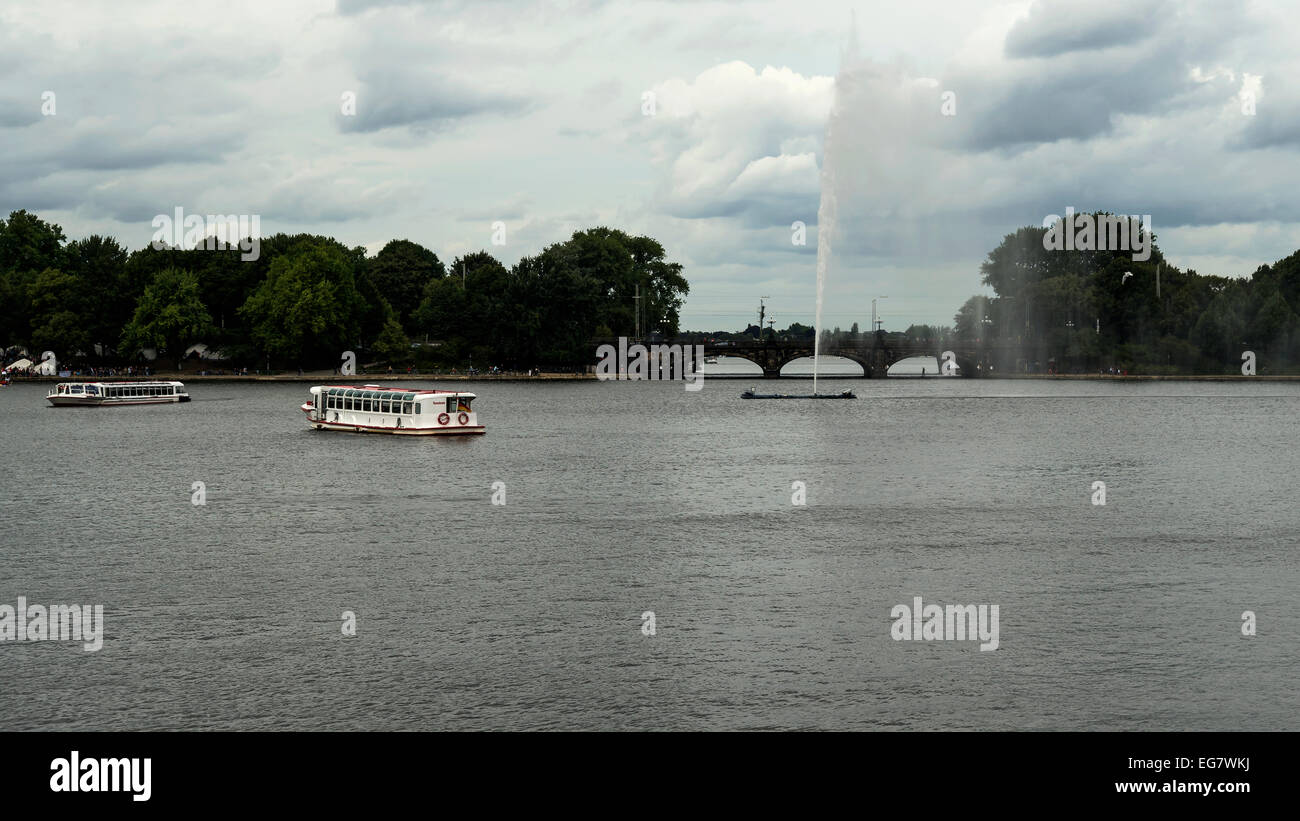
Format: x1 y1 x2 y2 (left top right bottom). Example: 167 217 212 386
953 216 1300 374
0 210 689 371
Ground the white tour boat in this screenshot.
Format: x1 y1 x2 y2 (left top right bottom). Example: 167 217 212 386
301 384 485 435
46 381 190 407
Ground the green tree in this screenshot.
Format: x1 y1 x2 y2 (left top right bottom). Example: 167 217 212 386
0 210 66 276
61 235 129 353
239 241 367 368
1190 292 1246 368
0 210 67 349
119 267 214 369
1250 290 1296 353
27 267 92 358
366 239 445 332
373 309 411 365
954 295 995 340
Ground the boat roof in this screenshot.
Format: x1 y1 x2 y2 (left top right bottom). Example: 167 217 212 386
315 384 472 396
61 380 185 386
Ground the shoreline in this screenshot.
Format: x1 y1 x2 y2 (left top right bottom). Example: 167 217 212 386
8 373 595 383
7 373 1299 383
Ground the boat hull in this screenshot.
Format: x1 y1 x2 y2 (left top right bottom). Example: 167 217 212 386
302 404 484 435
307 419 485 435
47 396 184 407
741 391 856 399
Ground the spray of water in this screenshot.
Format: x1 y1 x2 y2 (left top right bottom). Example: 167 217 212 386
813 126 837 396
814 24 855 396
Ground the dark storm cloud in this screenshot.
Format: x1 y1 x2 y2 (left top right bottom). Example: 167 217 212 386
1003 0 1163 59
949 55 1186 151
0 100 43 127
1235 97 1300 150
336 70 532 134
1 122 243 182
944 2 1253 152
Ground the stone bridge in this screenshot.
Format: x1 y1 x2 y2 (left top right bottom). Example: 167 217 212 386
692 336 1016 377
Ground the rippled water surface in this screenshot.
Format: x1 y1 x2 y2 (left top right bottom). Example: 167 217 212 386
1 377 1296 730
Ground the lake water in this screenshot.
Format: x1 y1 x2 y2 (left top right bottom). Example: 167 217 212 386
1 377 1296 730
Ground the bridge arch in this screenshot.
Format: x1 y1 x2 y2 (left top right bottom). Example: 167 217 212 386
776 354 865 377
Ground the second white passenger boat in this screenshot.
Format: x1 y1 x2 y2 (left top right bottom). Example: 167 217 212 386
301 384 485 435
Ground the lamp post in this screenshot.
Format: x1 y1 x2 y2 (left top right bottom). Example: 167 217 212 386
872 296 888 332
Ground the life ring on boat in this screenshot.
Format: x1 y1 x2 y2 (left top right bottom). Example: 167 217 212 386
437 412 450 425
458 412 469 425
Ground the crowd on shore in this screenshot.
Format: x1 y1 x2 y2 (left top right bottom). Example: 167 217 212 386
2 364 157 377
5 362 583 378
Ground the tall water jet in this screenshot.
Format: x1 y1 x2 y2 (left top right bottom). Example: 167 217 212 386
813 25 854 395
813 118 838 396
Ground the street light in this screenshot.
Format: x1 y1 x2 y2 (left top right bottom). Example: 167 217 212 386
872 296 889 332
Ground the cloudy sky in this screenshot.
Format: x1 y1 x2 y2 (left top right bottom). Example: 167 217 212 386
2 0 1298 332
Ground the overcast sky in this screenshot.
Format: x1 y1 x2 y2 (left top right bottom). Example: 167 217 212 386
2 0 1298 332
